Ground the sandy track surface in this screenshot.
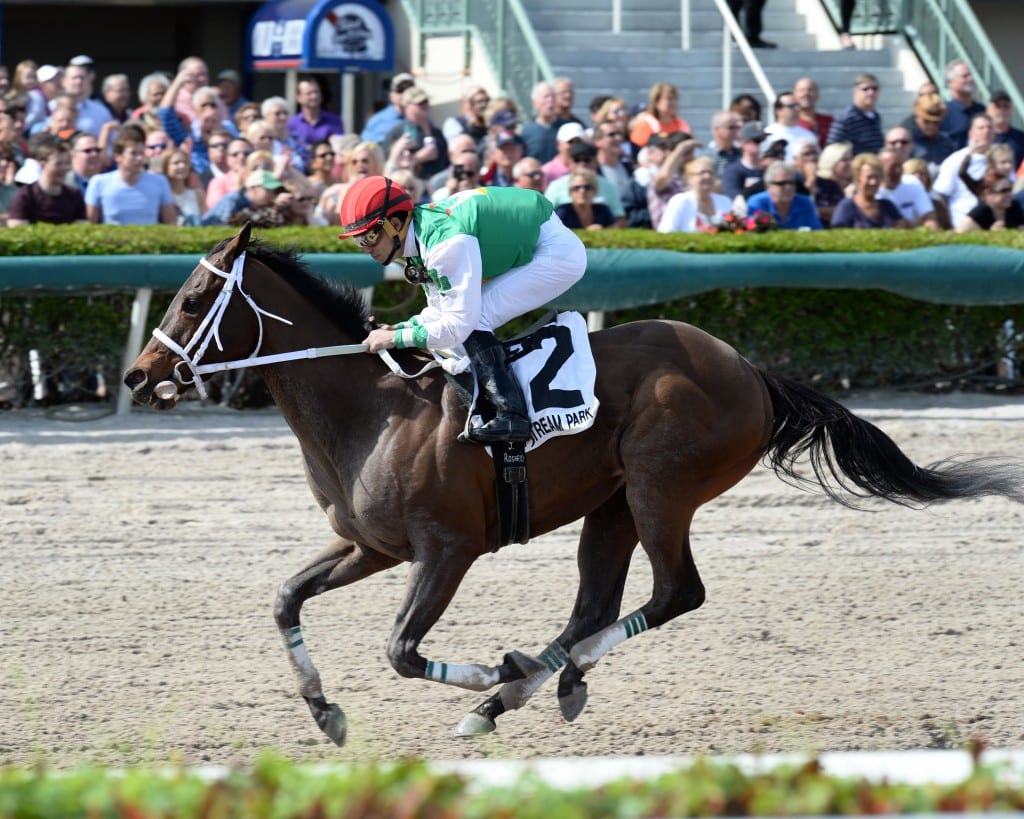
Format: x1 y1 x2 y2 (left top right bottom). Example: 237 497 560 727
1 392 1022 769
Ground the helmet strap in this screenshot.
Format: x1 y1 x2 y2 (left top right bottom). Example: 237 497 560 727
378 212 411 266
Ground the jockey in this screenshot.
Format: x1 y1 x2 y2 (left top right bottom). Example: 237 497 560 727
339 175 587 444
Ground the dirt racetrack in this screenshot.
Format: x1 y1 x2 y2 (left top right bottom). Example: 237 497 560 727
1 392 1022 769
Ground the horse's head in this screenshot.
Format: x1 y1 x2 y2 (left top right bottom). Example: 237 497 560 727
123 223 262 409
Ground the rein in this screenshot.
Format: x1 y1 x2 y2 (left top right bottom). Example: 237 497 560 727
151 252 437 399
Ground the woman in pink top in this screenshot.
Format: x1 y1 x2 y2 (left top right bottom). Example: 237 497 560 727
205 137 251 209
628 82 692 148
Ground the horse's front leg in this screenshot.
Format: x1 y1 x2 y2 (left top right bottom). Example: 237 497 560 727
387 551 545 691
274 537 399 746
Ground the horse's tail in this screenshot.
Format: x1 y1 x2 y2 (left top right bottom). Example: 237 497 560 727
757 369 1024 508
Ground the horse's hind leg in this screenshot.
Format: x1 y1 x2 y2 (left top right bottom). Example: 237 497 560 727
569 488 704 676
456 488 638 735
274 537 399 746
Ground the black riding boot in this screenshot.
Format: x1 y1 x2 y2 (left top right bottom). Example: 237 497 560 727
461 330 531 443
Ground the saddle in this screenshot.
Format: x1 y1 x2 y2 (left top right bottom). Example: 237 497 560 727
447 311 600 551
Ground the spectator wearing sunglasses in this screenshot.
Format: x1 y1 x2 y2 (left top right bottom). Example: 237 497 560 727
513 157 545 192
206 137 252 209
555 167 616 230
906 93 955 172
764 92 818 161
306 139 337 198
826 74 884 157
65 131 105 191
158 71 238 175
747 160 823 230
957 172 1021 232
544 140 627 226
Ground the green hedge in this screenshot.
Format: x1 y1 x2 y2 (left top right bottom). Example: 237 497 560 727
1 226 1022 408
2 750 1022 818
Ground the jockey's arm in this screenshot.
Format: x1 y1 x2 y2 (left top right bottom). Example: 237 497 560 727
391 234 485 351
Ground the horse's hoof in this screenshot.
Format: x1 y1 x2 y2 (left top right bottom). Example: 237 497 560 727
558 682 588 722
307 697 347 746
505 650 547 679
455 711 497 737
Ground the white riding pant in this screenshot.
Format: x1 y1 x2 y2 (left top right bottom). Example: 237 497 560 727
477 213 587 332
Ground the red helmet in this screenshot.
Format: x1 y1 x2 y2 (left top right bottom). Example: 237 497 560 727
338 175 413 239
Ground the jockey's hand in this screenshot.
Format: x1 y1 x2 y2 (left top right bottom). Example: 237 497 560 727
363 327 398 352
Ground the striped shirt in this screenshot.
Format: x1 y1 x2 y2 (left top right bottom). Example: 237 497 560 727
826 104 884 156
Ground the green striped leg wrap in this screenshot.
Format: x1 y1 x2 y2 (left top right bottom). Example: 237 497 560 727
570 611 648 671
280 625 323 698
424 660 500 691
499 641 568 711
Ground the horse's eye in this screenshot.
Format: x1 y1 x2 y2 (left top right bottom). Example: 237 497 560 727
182 297 202 315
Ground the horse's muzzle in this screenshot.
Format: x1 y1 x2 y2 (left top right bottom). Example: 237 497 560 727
123 366 180 410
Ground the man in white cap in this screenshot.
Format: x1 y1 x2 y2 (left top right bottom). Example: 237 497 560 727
360 72 415 143
541 121 585 187
27 65 61 131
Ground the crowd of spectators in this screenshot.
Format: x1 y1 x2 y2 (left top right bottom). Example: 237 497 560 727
1 52 1023 234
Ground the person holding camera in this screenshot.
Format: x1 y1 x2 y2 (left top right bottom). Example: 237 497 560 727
382 86 448 181
430 153 482 202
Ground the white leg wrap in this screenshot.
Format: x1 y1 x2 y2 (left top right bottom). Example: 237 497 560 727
281 625 324 698
498 641 568 711
424 660 500 691
570 611 648 671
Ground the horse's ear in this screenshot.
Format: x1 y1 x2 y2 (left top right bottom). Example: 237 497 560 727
221 222 252 265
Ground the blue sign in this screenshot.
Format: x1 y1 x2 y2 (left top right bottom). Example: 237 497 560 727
248 0 394 72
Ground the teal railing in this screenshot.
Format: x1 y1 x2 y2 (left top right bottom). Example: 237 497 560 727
399 0 554 112
819 0 1023 129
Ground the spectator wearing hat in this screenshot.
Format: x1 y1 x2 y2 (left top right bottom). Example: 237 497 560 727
721 121 769 198
520 81 567 164
85 134 175 225
361 72 414 144
60 62 113 137
383 86 447 181
987 90 1024 169
68 55 96 97
542 121 586 187
482 129 524 187
941 60 985 151
907 92 956 170
826 74 884 156
216 69 249 118
289 76 344 154
23 64 55 133
487 107 518 136
8 139 86 226
544 140 626 225
201 169 285 226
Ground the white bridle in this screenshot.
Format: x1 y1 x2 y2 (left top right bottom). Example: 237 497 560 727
150 251 437 400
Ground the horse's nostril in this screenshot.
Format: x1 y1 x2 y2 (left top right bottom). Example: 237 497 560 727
124 368 147 389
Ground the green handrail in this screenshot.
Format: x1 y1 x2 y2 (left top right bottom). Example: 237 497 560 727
819 0 1022 129
400 0 554 111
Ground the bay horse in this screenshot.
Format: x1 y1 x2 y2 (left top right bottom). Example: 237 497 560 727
124 224 1024 745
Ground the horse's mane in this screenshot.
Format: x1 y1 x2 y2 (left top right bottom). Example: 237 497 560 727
214 238 371 340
